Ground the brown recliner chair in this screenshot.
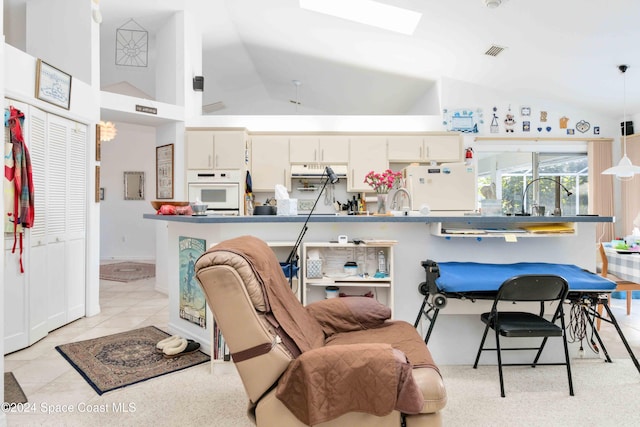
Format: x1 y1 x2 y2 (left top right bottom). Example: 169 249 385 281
195 236 446 426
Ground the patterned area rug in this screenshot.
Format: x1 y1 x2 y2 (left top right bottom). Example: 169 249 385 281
4 372 28 404
99 262 155 282
56 326 209 395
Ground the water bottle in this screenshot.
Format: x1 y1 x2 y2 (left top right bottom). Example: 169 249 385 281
377 250 386 274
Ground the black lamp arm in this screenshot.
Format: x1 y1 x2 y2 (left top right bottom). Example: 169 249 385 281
286 168 335 287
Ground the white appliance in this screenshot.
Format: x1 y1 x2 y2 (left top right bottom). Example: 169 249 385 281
403 163 476 212
187 170 241 215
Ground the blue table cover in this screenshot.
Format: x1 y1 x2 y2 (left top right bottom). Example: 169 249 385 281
435 262 616 293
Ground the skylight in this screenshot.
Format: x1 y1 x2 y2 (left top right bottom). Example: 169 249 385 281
299 0 422 35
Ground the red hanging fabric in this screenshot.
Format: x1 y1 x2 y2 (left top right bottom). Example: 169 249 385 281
8 106 34 273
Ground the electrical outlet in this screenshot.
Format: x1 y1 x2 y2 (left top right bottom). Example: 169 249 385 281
298 199 315 210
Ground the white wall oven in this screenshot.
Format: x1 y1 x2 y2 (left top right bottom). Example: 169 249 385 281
187 170 241 215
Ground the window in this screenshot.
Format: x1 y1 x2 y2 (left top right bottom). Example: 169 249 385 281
477 152 588 216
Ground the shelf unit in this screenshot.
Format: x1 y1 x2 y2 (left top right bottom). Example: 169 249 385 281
430 221 577 239
301 241 396 315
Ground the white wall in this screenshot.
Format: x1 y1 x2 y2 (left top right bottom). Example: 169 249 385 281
99 122 157 261
26 0 92 84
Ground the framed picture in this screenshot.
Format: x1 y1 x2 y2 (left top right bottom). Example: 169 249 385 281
95 166 101 203
156 144 174 199
95 124 101 161
35 59 72 110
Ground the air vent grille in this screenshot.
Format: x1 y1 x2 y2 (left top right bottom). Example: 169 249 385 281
484 45 506 57
202 101 225 114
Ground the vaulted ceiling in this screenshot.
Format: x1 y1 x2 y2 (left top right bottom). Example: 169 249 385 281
5 0 640 117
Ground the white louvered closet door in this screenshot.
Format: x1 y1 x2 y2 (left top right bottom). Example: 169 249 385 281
66 121 87 321
26 106 49 343
45 114 69 330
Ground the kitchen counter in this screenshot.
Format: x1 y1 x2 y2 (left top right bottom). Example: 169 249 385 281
143 213 611 224
147 212 613 364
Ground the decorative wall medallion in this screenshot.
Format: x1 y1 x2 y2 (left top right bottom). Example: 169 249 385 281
521 106 531 116
567 129 575 135
523 121 531 132
575 120 590 133
559 116 569 129
540 111 548 122
594 126 600 135
116 19 149 67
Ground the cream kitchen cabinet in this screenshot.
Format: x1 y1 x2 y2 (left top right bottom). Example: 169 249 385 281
348 136 388 192
250 135 291 192
387 133 462 163
186 130 246 171
289 135 348 164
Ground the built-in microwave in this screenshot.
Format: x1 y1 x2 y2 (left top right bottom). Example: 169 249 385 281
187 170 241 215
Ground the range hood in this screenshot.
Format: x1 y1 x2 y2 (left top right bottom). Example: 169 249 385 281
291 164 348 179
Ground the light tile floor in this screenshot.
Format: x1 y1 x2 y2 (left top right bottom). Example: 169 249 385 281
3 275 640 425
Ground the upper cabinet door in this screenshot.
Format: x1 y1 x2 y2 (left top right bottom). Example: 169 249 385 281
387 136 423 162
212 131 246 170
423 134 463 162
251 135 291 192
186 131 214 170
289 136 319 163
348 136 388 192
318 136 349 164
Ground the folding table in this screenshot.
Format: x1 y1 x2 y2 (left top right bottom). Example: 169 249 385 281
413 261 640 374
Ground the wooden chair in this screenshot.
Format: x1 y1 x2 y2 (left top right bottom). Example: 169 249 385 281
596 243 640 329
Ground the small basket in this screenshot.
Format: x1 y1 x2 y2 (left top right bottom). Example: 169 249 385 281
306 259 323 279
279 262 299 279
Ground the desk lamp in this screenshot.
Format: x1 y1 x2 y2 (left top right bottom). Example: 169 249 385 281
517 177 572 216
285 166 339 288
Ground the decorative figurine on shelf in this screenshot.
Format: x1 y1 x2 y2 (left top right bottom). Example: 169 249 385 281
504 112 516 133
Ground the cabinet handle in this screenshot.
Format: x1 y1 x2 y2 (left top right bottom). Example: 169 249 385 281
420 146 423 158
215 154 219 168
314 149 317 162
426 146 430 159
320 149 324 162
208 155 212 168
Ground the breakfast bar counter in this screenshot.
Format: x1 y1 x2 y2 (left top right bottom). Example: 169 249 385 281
145 213 613 364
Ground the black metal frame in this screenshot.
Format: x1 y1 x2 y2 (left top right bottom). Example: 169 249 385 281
413 261 640 376
472 275 573 397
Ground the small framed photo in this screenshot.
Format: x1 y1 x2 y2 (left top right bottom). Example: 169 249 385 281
520 106 531 116
95 166 101 203
35 59 72 110
95 124 101 161
156 144 174 199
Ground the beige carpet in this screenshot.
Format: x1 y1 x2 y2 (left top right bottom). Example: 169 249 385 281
4 372 27 405
6 358 640 426
99 262 155 282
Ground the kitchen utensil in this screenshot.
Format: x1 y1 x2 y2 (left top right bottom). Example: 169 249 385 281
253 205 277 215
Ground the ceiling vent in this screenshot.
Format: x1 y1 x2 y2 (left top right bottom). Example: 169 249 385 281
484 45 506 57
202 101 226 114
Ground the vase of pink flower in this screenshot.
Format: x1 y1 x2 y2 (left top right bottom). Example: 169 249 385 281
364 169 402 214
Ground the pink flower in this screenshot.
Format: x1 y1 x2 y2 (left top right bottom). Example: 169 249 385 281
363 169 402 193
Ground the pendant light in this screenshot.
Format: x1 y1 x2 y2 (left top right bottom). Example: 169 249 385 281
602 65 640 180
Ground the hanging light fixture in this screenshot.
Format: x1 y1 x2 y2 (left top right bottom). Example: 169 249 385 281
99 121 117 141
602 65 640 180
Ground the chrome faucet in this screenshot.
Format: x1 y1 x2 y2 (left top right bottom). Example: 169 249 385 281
391 188 412 211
